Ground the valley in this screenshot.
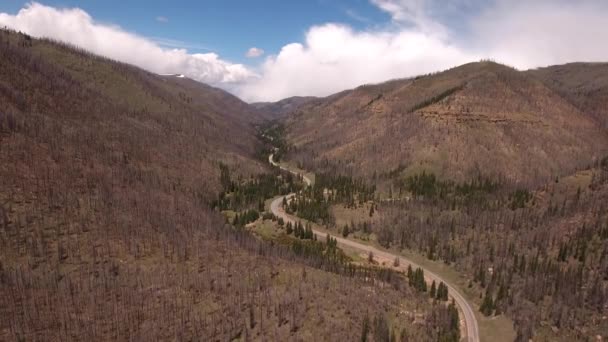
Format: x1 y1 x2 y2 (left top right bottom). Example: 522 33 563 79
1 25 608 342
267 153 481 342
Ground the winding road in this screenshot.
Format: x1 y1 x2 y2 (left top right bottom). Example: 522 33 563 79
269 154 480 342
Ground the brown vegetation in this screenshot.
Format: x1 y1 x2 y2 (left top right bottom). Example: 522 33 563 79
0 29 458 341
529 62 608 129
284 61 608 187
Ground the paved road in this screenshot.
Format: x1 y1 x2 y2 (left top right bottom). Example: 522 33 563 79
268 154 480 342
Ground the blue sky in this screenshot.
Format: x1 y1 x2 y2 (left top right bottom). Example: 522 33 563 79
0 0 391 64
2 1 608 101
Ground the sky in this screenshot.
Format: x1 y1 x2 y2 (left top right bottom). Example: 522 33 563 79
1 0 608 102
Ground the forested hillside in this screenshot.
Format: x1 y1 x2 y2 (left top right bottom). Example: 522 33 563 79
529 63 608 130
371 163 608 340
0 29 459 341
283 61 608 187
271 61 608 341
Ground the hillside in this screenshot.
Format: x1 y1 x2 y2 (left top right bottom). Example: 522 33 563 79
0 29 454 341
283 61 608 186
252 96 318 120
371 154 608 341
529 62 608 129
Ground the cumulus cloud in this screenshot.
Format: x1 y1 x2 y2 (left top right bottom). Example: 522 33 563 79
237 23 474 101
2 1 608 102
238 0 608 101
470 0 608 68
245 47 264 58
0 2 255 87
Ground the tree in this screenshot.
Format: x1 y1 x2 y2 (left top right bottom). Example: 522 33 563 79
408 267 427 292
342 224 350 237
286 222 293 235
436 282 448 301
373 313 390 342
393 257 400 267
447 300 460 342
480 292 495 316
361 312 370 342
430 280 437 299
407 265 413 286
369 203 375 217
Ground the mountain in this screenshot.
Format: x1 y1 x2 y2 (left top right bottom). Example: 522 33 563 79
528 62 608 129
0 29 447 341
282 61 608 186
252 96 318 120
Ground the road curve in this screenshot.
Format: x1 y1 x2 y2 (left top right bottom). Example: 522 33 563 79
269 154 480 342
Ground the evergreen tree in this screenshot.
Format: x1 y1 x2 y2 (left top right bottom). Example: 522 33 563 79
407 265 414 286
342 224 350 237
393 257 400 267
480 292 495 316
430 280 437 299
373 313 390 342
286 222 293 235
361 312 370 342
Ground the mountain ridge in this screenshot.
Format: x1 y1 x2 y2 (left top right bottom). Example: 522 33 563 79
279 61 608 186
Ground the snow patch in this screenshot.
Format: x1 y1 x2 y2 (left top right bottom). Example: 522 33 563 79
159 73 186 78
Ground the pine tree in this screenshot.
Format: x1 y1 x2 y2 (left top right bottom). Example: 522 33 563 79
480 292 495 316
430 280 437 299
373 313 390 342
448 299 460 341
407 265 414 286
361 312 370 342
436 282 449 301
286 222 293 235
342 224 350 237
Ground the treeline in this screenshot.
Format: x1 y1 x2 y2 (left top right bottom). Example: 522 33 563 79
399 171 502 208
407 83 465 113
258 122 289 162
212 163 303 211
286 172 377 226
285 189 333 225
315 172 376 205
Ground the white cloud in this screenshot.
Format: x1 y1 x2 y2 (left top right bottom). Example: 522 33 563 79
245 47 264 58
345 9 370 23
155 16 168 23
2 1 608 102
470 0 608 69
237 23 474 101
238 0 608 101
0 3 255 87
